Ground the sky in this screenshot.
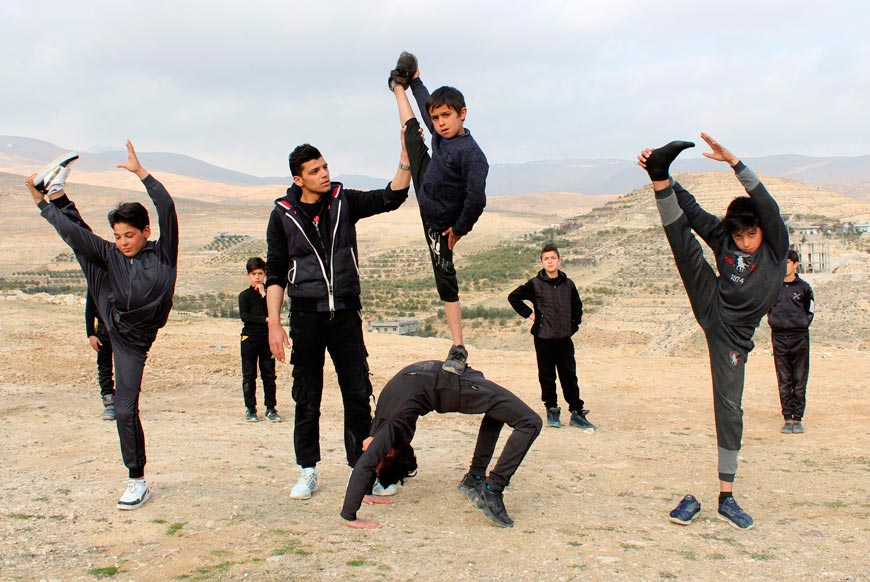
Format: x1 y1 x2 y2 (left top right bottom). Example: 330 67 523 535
2 1 868 179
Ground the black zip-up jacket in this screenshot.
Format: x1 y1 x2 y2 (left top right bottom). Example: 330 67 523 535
767 276 814 334
265 180 408 312
409 77 488 236
238 286 269 336
40 175 178 342
508 269 583 340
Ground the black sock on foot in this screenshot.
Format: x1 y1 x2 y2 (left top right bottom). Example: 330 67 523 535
646 140 695 181
718 492 733 505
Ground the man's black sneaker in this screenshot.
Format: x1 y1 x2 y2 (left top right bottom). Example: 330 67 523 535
717 496 754 530
569 409 597 432
457 473 485 503
33 151 79 193
266 408 282 422
475 486 514 528
791 420 804 434
546 406 561 428
781 420 793 434
669 494 701 525
442 345 468 375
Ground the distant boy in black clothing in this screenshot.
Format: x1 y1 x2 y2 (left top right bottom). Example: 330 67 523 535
86 291 115 421
507 243 596 432
388 51 489 375
239 257 280 423
26 141 178 511
341 360 541 530
638 133 789 530
768 249 814 434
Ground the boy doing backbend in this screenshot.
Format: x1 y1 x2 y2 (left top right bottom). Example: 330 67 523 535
388 51 489 375
26 141 178 510
638 133 788 530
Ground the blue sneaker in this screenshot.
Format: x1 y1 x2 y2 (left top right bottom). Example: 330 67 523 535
718 496 754 530
569 409 597 432
546 407 561 428
669 494 701 525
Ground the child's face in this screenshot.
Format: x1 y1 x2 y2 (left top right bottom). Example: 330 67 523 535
785 259 798 278
731 226 763 254
540 251 561 276
247 269 266 286
428 104 467 139
113 222 150 257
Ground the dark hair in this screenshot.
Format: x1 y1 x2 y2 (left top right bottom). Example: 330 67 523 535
787 249 800 262
376 443 417 488
425 86 466 115
246 257 266 272
722 196 760 234
540 243 560 259
108 202 150 231
289 143 323 177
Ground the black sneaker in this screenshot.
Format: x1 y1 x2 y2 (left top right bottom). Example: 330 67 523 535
669 494 701 525
791 420 804 434
781 420 793 434
569 409 597 432
546 407 561 428
393 51 418 85
245 408 258 422
457 473 485 503
442 345 468 375
266 408 282 422
475 486 514 528
717 496 754 530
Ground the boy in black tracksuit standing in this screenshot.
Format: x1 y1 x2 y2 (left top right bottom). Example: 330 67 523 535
266 140 411 501
86 291 115 420
27 141 178 511
767 249 814 434
508 243 596 431
239 257 279 423
638 133 788 530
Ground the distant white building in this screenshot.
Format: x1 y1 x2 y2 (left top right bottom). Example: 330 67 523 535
367 317 421 335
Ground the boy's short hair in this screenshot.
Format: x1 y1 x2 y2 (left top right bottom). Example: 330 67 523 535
289 143 323 177
787 249 800 263
722 196 761 234
108 202 150 231
540 243 560 259
246 257 266 273
425 86 466 115
376 443 417 488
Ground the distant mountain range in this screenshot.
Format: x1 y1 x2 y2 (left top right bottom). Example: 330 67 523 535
3 135 869 199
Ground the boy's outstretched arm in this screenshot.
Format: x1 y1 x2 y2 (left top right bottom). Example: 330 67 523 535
702 133 789 259
119 140 179 266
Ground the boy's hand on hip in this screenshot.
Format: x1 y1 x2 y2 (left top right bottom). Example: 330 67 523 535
443 227 462 250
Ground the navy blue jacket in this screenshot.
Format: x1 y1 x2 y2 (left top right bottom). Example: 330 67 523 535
410 77 488 236
767 276 814 334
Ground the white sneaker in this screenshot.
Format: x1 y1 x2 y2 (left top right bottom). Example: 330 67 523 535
117 479 151 510
290 467 318 500
33 151 79 193
372 479 398 496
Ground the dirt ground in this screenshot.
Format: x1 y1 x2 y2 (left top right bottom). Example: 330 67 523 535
1 299 868 582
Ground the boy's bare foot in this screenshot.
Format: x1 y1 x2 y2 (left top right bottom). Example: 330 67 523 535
344 518 381 530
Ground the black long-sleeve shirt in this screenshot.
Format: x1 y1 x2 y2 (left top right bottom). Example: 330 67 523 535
767 276 814 333
238 286 268 336
409 77 488 236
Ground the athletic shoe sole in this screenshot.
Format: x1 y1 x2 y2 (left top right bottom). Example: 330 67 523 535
669 512 699 525
117 488 151 510
474 496 514 528
33 152 79 193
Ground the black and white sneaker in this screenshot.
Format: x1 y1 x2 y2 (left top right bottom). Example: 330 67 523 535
33 151 79 194
476 485 514 528
117 479 151 510
442 345 468 375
